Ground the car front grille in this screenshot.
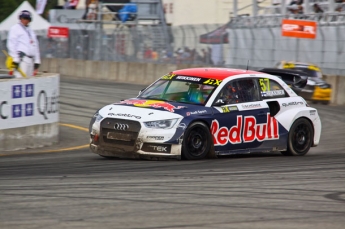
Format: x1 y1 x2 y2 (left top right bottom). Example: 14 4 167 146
100 118 141 150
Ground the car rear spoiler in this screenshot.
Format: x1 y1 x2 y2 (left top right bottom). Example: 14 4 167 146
258 68 308 95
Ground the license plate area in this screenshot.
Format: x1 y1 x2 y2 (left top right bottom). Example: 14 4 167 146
107 132 132 141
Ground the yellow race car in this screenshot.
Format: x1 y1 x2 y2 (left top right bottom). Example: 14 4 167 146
276 61 332 104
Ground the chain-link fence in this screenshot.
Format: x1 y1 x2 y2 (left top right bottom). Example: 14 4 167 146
1 13 344 75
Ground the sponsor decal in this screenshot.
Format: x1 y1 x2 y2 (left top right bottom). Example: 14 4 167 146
221 106 238 113
0 101 8 119
241 103 262 109
146 136 164 140
261 90 285 97
310 110 316 115
12 85 22 99
25 84 34 97
141 143 171 153
281 19 317 39
12 84 34 99
281 101 304 107
186 110 207 116
37 90 59 120
108 113 141 119
211 114 279 146
175 76 201 82
12 104 22 118
203 79 222 86
161 73 176 80
120 100 185 112
9 84 36 119
25 103 34 116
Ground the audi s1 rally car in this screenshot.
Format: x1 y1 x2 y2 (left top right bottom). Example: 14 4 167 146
89 68 321 160
276 61 332 104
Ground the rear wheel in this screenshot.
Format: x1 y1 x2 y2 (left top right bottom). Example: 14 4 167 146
281 118 313 156
182 122 212 160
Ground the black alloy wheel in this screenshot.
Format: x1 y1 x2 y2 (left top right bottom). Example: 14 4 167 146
182 122 212 160
282 118 313 156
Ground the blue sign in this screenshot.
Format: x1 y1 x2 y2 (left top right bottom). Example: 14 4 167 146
12 104 22 118
25 84 34 97
12 85 22 99
25 103 34 116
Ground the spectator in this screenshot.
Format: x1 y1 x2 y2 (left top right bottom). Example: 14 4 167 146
6 10 40 77
151 49 159 61
288 0 303 13
87 1 98 20
335 0 345 12
69 0 79 9
117 3 137 23
313 3 324 13
63 0 70 9
143 46 152 60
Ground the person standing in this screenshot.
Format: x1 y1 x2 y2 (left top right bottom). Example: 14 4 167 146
7 10 40 78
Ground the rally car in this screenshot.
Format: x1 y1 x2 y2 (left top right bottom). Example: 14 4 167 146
89 68 321 160
276 61 332 104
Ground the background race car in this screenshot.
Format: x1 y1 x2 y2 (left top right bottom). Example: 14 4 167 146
275 61 332 104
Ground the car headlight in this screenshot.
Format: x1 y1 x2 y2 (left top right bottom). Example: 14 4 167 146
94 113 103 122
144 119 179 129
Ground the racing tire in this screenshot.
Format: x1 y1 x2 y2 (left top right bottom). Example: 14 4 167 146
182 122 212 160
282 118 314 156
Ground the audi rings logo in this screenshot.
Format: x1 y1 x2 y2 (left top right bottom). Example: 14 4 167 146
114 123 129 131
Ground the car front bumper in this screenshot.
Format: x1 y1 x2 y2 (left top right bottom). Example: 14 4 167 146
90 142 182 160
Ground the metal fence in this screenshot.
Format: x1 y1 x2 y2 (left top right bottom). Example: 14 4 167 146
1 12 345 75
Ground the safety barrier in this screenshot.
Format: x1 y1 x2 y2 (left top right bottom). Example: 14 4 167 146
0 68 59 151
0 56 343 105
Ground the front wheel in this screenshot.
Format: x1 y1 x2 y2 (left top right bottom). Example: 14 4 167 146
182 122 212 160
282 118 314 156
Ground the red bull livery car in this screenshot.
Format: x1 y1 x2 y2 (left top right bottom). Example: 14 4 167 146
89 68 322 160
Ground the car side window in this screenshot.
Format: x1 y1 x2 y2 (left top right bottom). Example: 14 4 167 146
258 78 288 98
216 79 260 104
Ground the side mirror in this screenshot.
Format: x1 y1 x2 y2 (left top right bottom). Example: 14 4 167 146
213 99 226 106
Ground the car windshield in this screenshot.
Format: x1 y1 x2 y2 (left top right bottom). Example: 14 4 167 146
138 76 217 105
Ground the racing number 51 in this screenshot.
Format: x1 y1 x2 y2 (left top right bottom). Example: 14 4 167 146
259 79 270 91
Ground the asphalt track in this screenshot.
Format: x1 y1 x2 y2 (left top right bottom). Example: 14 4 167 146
0 76 345 229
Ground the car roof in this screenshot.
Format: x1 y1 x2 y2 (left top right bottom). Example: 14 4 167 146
281 61 318 67
172 68 261 80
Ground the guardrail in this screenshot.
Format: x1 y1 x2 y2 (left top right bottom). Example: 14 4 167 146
0 69 60 151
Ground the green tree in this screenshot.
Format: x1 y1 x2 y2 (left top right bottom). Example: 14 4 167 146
0 0 57 23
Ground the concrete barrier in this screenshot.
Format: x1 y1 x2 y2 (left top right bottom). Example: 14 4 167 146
2 57 344 105
0 72 60 151
324 75 345 106
50 57 344 105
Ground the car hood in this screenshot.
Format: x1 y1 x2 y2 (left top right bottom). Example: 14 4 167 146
98 99 214 121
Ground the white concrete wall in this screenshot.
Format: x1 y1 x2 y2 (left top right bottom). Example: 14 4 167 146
0 69 60 151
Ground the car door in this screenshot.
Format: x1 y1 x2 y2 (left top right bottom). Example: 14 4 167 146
256 76 291 150
210 78 272 154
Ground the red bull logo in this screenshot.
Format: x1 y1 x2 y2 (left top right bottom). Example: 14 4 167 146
211 114 279 146
120 100 185 112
